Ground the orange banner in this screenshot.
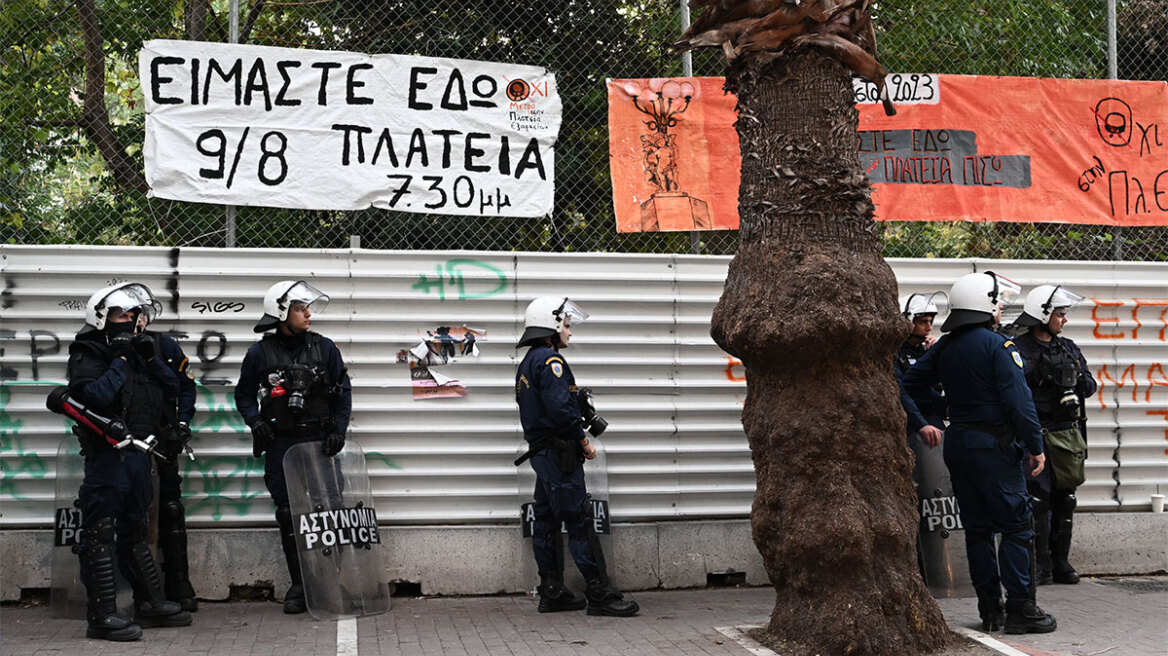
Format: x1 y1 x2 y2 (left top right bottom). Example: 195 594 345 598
608 75 1168 232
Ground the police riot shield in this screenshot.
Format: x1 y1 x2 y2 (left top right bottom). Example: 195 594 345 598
910 430 974 598
516 440 613 598
50 436 146 619
283 441 390 620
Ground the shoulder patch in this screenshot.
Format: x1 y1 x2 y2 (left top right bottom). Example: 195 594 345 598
544 356 564 366
1002 340 1015 348
1012 352 1024 368
550 362 564 377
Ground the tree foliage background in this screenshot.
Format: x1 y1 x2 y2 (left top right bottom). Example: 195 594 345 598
2 0 1166 258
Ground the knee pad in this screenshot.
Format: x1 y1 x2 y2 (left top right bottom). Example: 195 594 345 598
1028 489 1049 515
161 500 186 525
83 516 117 546
275 505 294 535
1055 493 1077 514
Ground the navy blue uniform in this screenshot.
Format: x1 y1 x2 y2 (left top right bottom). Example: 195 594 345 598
67 330 182 596
516 344 598 577
234 330 351 509
895 340 946 435
903 326 1043 604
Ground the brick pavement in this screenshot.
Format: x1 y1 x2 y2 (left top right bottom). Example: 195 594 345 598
2 578 1164 655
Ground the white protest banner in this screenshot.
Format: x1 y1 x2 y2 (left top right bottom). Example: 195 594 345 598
140 40 561 217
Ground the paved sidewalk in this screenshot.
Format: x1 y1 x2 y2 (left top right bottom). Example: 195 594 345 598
2 577 1164 655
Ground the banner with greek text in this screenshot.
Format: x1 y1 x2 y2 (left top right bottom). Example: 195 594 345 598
141 40 561 217
608 75 1168 231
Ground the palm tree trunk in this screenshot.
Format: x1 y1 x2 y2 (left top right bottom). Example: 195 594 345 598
711 50 953 655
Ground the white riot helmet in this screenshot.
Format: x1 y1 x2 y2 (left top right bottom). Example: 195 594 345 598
516 296 589 348
1014 285 1084 328
83 282 162 332
898 292 948 320
940 271 1021 332
254 280 330 333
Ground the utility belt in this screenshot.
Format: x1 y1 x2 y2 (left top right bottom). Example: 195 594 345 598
285 416 335 438
951 422 1016 450
514 434 582 473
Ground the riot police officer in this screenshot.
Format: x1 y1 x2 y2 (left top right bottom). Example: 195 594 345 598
903 272 1057 635
234 280 351 614
515 296 639 617
67 283 193 640
895 292 946 448
1008 285 1097 585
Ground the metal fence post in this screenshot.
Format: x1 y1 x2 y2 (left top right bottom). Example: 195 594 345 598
224 0 240 248
680 0 701 255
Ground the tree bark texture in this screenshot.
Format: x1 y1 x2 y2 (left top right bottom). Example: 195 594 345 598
75 0 147 194
711 51 953 655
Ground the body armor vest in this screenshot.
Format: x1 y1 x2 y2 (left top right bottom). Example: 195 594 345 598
74 336 172 438
258 332 332 433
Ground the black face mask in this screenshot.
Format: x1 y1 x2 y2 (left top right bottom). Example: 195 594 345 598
105 321 135 336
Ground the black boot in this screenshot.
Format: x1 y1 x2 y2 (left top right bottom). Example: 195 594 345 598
975 589 1005 632
584 579 640 617
277 507 307 614
1004 599 1057 634
125 534 193 628
1050 492 1080 584
1029 485 1053 585
81 519 142 642
160 500 198 611
537 572 586 613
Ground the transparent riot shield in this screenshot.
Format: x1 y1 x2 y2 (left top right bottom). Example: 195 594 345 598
910 430 974 598
516 439 613 599
284 441 390 620
51 436 148 619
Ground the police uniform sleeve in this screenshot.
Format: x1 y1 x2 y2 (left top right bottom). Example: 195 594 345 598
322 338 352 436
901 344 939 399
67 341 130 409
233 344 264 426
160 335 197 424
536 354 585 440
147 352 182 398
895 358 928 434
995 339 1044 456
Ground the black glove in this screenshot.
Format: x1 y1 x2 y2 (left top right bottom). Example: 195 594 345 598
132 334 156 361
322 432 346 457
177 422 193 449
250 419 275 458
109 332 134 358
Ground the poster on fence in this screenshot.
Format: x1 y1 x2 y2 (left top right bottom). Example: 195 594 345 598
141 40 561 217
608 75 1168 232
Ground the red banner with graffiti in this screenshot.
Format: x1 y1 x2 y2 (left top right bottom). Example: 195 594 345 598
608 75 1168 232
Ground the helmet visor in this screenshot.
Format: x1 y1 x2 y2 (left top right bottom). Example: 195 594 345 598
559 299 589 326
1047 286 1084 312
989 273 1022 307
903 291 948 318
101 284 162 325
282 281 330 314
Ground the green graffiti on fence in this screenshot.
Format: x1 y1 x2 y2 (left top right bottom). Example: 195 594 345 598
193 383 247 438
183 453 268 521
412 258 508 301
0 382 50 500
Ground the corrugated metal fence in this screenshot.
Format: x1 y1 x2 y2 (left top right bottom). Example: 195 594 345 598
1 246 1165 528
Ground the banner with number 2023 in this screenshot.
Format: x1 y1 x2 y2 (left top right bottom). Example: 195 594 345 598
140 40 561 217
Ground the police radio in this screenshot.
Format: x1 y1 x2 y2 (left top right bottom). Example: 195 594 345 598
46 386 163 458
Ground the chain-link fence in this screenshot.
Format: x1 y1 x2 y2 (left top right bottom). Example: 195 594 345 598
2 1 1165 259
